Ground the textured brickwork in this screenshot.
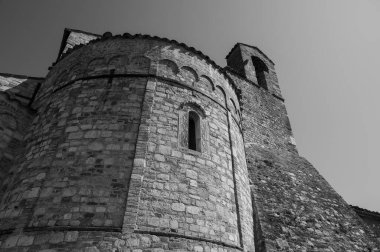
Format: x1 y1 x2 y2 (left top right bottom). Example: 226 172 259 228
246 147 378 251
226 44 379 251
0 74 41 201
225 71 295 153
0 33 253 251
0 29 378 251
353 206 380 243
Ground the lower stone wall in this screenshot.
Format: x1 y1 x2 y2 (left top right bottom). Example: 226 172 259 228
361 217 380 244
0 76 148 233
352 206 380 244
0 231 243 251
247 146 380 251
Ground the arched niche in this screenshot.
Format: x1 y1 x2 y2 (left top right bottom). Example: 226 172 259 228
129 56 151 73
180 66 199 86
158 59 179 77
68 64 83 80
215 86 226 106
87 57 106 71
108 55 127 71
196 75 214 92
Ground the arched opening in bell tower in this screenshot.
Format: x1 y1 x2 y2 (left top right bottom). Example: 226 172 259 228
252 56 269 90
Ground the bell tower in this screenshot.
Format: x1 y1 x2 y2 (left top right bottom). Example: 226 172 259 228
226 43 284 100
225 43 379 251
225 43 296 152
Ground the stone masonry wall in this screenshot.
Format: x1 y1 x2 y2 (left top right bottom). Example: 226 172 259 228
0 74 40 203
0 78 147 233
227 71 296 153
247 147 379 251
0 94 35 202
140 80 238 240
353 206 380 243
360 217 380 242
226 45 379 251
3 29 376 252
229 113 253 250
0 39 150 238
0 35 253 252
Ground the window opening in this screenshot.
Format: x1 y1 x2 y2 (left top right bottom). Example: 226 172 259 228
188 111 201 151
252 56 269 90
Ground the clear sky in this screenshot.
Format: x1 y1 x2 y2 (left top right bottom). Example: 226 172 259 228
0 0 379 211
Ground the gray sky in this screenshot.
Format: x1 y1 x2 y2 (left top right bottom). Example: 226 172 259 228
0 0 379 212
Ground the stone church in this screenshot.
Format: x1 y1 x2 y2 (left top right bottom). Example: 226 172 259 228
0 28 379 251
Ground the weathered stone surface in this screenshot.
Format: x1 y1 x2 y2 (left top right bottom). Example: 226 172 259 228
0 29 378 252
0 74 40 201
17 235 34 246
226 44 380 250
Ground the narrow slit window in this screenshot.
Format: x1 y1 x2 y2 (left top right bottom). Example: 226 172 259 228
188 111 201 151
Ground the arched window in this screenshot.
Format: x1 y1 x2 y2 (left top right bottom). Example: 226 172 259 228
188 111 201 151
178 102 208 153
252 56 269 90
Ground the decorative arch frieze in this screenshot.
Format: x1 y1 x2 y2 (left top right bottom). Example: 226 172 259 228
198 75 214 91
129 56 151 73
108 55 127 71
215 86 227 106
68 64 83 80
158 59 179 77
87 57 107 74
229 98 237 115
180 66 199 86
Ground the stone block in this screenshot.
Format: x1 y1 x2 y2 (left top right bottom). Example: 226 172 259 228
88 142 104 151
17 235 34 246
186 206 200 215
171 202 185 211
3 236 19 248
194 245 203 252
49 232 64 244
84 247 100 252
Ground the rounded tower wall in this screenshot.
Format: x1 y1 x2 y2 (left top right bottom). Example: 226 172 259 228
0 37 253 251
35 38 241 120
